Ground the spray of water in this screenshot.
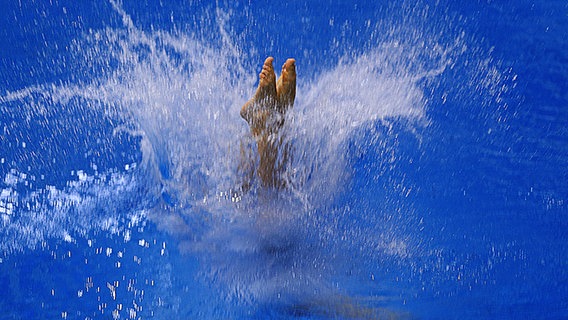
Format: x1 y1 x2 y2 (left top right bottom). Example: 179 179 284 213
0 1 511 316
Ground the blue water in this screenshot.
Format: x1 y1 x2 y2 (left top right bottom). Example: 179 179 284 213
1 0 566 319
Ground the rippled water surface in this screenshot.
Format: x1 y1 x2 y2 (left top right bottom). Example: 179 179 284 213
0 0 566 319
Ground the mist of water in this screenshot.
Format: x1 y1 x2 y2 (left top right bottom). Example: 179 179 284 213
0 1 511 316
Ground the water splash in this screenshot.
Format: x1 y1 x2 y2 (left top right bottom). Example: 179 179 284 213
0 1 511 317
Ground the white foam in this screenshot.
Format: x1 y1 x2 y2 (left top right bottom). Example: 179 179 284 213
0 17 432 256
0 169 146 253
0 6 498 311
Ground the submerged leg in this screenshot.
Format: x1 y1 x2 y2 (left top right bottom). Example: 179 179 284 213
240 57 297 189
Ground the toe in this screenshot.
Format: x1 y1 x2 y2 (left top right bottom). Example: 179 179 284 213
264 56 274 66
283 58 295 70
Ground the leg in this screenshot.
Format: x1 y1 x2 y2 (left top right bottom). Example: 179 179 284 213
240 57 297 189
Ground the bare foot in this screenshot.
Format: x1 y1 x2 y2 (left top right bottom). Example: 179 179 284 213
240 57 277 136
240 57 296 189
276 58 296 113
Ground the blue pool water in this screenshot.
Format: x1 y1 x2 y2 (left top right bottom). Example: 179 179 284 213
1 0 566 319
